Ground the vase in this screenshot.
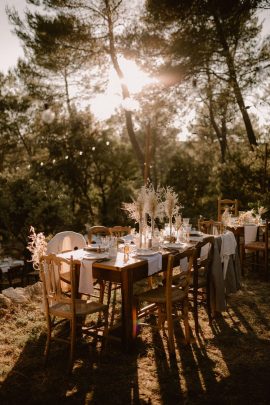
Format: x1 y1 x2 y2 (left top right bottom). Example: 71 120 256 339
139 219 143 248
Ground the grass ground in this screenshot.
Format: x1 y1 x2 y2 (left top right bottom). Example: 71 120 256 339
0 273 270 405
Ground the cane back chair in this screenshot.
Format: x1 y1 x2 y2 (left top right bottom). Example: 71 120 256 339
39 254 109 372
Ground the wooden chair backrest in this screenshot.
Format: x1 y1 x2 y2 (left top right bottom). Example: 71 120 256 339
198 219 224 235
166 248 196 303
109 226 131 237
40 254 75 316
193 236 215 278
87 226 110 244
218 198 238 221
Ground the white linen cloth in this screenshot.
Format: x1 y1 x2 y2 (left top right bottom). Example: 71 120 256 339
0 259 24 273
137 252 162 276
220 231 237 280
47 231 86 254
58 249 100 296
78 258 94 295
244 225 258 244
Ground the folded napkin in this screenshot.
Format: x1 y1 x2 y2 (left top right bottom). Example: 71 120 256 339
79 259 94 295
180 257 188 272
137 252 162 276
59 249 94 296
220 231 237 279
244 225 258 244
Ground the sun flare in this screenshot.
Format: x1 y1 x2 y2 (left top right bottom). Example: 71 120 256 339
91 56 156 120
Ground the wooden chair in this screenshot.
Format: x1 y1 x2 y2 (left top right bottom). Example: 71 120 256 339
242 220 269 280
39 254 109 372
189 236 215 333
46 231 87 291
218 198 239 221
198 219 224 235
135 248 196 354
109 226 131 238
87 226 110 244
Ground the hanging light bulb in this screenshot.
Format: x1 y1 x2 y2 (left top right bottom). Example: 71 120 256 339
41 103 55 124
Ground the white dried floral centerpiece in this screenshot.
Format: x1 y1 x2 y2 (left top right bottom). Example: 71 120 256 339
27 226 47 270
238 209 255 224
145 184 163 239
163 186 181 241
123 186 147 248
258 206 267 216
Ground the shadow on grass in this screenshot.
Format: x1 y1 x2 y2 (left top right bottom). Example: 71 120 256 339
1 278 270 404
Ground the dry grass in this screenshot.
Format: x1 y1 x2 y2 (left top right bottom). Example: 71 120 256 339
0 274 270 405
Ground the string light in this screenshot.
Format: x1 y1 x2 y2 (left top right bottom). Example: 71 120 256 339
22 140 112 169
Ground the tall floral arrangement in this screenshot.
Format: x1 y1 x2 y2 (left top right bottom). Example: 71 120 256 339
258 206 267 216
27 226 47 270
123 186 147 248
163 186 180 240
145 184 163 238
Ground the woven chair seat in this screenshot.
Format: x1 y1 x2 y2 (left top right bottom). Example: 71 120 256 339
245 241 267 251
50 299 108 317
137 285 186 304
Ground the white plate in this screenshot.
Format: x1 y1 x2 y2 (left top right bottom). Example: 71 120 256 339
83 253 109 260
84 245 106 252
136 249 159 256
161 243 183 249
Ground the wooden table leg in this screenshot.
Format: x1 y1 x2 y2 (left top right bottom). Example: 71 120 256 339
120 267 135 352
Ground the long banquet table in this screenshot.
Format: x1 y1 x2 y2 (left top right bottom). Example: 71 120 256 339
59 232 241 351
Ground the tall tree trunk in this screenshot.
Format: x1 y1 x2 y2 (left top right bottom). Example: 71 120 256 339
211 5 257 149
104 0 144 174
206 69 227 162
63 66 72 117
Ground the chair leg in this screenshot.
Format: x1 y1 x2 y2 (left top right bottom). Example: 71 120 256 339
193 288 199 333
102 307 109 352
183 299 190 344
166 303 174 353
44 316 52 364
68 319 76 372
108 285 118 329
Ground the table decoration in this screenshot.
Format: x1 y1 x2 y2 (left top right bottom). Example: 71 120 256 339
123 186 147 248
27 226 47 270
163 186 181 242
145 184 163 241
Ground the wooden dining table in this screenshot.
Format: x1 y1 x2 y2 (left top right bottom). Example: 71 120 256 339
61 232 241 352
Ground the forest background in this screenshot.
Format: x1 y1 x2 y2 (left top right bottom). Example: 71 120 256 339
0 0 269 257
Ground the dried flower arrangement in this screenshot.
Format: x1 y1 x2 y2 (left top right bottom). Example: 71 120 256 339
123 186 147 247
123 184 182 245
27 226 47 270
163 186 181 239
258 206 268 216
145 184 164 237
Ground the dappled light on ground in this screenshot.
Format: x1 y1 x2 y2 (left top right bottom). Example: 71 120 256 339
0 276 270 404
